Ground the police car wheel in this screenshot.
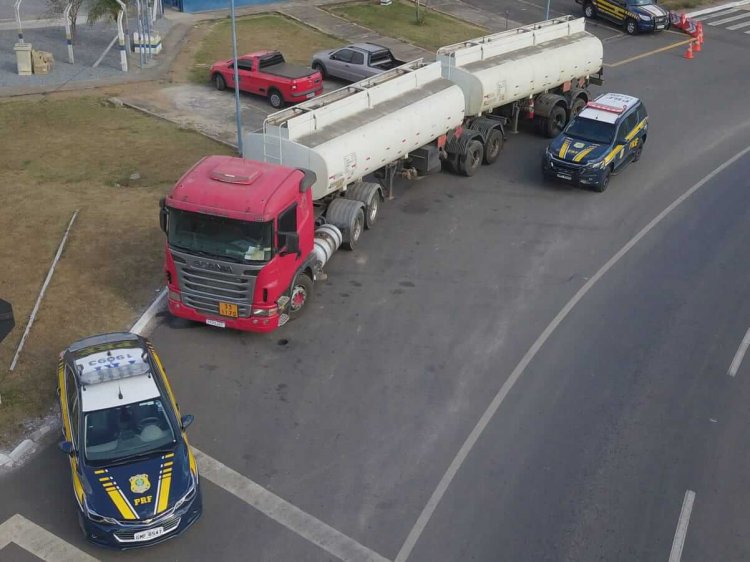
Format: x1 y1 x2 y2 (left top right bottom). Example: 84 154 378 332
625 18 638 35
633 143 643 162
594 167 611 193
583 2 595 18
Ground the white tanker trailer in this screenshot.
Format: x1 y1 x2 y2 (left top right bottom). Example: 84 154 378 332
242 17 603 250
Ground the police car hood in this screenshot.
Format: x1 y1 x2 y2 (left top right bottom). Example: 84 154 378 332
83 443 193 521
632 3 668 18
550 136 610 163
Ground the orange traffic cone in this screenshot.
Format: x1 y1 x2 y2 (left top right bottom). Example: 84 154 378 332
684 40 694 59
694 37 702 52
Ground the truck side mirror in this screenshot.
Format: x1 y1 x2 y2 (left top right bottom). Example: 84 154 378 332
279 232 300 256
159 198 168 234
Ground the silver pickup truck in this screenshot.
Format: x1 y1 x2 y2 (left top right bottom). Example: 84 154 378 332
311 42 405 82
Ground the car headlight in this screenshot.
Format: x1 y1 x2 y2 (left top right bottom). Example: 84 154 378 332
83 497 120 525
638 14 650 21
587 159 605 169
173 472 197 510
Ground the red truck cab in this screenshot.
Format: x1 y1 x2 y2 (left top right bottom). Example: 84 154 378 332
210 50 323 109
161 156 318 332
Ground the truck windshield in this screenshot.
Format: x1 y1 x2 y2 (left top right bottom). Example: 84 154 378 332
565 118 615 145
168 208 274 263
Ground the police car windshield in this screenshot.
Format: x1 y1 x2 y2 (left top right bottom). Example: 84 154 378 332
168 208 273 263
84 399 176 465
565 117 615 145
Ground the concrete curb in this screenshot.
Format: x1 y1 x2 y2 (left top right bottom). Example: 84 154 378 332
130 287 168 336
686 0 750 17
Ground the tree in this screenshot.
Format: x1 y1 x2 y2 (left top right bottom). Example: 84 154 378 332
46 0 85 41
86 0 131 26
415 0 430 25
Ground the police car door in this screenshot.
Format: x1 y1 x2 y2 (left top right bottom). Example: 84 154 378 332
615 111 640 169
598 0 625 25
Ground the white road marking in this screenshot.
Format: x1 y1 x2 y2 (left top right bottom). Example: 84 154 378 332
394 145 750 562
0 514 98 561
727 327 750 377
708 12 750 25
693 8 741 20
669 490 696 562
193 447 391 562
727 19 750 29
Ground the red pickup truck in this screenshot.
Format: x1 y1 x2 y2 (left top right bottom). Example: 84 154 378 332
210 50 324 109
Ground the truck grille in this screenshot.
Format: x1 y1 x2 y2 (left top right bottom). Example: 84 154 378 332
171 249 259 318
113 515 181 543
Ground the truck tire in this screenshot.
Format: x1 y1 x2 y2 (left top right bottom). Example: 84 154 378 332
583 1 596 18
312 61 327 79
625 18 638 35
482 129 504 165
571 97 587 119
326 198 365 250
458 139 483 177
345 182 382 229
288 273 313 319
269 89 284 109
213 73 226 91
545 105 567 138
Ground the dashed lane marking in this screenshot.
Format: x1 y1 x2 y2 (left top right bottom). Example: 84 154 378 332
727 327 750 377
0 514 98 562
693 8 742 20
668 490 696 562
193 447 391 562
707 12 750 25
604 38 693 68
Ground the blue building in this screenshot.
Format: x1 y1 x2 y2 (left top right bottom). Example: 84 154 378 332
165 0 281 13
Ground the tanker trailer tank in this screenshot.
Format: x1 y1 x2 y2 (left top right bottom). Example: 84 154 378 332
437 16 604 139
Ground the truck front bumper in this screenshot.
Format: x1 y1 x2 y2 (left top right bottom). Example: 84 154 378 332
168 298 282 333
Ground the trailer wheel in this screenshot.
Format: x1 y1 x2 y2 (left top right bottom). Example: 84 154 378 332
326 198 365 250
345 182 382 229
458 139 483 177
482 129 504 165
289 273 313 319
583 1 596 18
571 97 587 119
213 73 226 91
442 152 460 174
269 89 284 109
545 105 567 138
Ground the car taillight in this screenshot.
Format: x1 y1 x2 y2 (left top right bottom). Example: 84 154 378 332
291 80 297 91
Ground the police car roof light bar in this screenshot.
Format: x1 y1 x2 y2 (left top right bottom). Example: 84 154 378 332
78 362 151 387
586 101 625 114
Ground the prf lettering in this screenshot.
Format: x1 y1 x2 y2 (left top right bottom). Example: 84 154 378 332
134 495 153 506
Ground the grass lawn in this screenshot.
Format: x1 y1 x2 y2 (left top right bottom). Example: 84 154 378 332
662 0 704 9
329 0 487 51
188 14 343 84
0 97 233 448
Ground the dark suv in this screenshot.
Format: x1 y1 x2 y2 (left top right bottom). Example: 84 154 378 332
542 93 648 192
578 0 670 34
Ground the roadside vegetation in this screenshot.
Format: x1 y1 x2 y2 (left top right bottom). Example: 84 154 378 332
329 0 487 51
0 96 233 448
661 0 704 9
188 14 343 84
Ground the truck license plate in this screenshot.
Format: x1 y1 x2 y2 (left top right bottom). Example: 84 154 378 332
206 318 226 328
134 527 164 541
219 302 238 317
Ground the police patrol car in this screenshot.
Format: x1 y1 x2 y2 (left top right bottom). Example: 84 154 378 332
542 92 648 192
577 0 670 34
57 332 201 548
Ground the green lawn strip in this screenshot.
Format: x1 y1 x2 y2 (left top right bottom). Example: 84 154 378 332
329 0 487 51
189 14 343 84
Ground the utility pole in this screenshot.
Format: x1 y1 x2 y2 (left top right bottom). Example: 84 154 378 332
230 0 243 155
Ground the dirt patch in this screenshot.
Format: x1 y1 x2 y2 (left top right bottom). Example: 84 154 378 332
0 96 233 448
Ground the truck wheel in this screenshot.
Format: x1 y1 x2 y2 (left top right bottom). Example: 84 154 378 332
213 73 226 91
289 273 313 319
482 129 504 165
625 18 638 35
312 61 326 79
442 152 460 174
345 182 381 229
268 89 284 109
583 1 596 18
545 105 567 138
594 167 611 193
326 198 365 250
571 97 587 119
458 139 483 177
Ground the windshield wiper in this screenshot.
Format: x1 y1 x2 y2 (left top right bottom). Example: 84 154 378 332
101 444 176 466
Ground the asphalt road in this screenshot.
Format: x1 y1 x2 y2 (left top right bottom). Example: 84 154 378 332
2 6 750 562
